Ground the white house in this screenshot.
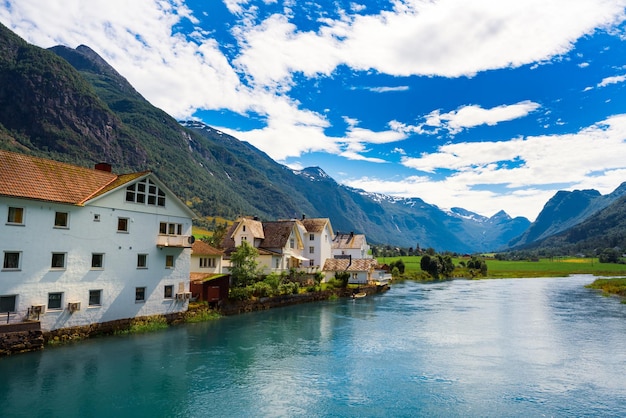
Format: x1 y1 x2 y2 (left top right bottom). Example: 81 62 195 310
331 232 371 259
222 217 311 274
322 258 379 284
0 150 196 331
301 217 334 270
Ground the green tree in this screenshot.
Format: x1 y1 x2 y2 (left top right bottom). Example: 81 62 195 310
230 241 261 287
599 248 620 263
335 271 350 288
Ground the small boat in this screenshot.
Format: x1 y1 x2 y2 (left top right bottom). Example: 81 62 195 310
353 292 367 299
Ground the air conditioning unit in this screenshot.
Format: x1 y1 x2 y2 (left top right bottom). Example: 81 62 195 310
176 293 186 301
67 302 81 313
31 304 46 314
183 292 192 300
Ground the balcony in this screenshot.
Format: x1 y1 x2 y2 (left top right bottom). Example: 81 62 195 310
156 234 195 248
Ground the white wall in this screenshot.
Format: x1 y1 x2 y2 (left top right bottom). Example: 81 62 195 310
0 187 192 331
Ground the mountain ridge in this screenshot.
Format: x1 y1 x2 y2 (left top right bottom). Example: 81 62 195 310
6 22 624 253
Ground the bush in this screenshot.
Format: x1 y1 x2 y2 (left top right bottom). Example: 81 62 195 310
252 281 273 298
229 286 253 301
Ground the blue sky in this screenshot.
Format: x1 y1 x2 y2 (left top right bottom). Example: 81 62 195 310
2 0 626 221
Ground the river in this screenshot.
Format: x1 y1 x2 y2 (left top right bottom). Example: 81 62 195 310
1 275 625 417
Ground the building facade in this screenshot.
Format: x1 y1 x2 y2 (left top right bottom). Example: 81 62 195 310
0 150 195 331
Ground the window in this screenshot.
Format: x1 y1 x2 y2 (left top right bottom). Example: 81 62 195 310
159 222 182 235
165 255 174 268
275 258 280 269
93 213 101 222
54 212 69 228
3 252 20 270
7 207 24 225
137 254 148 268
51 253 66 269
135 287 146 302
200 257 215 268
309 246 315 254
243 225 246 232
117 217 129 232
89 290 102 306
0 295 16 313
126 179 165 207
91 253 104 269
48 292 63 310
164 285 173 299
290 238 295 249
309 233 315 241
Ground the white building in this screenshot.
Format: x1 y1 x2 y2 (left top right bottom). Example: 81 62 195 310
331 232 372 259
0 150 196 331
301 217 334 269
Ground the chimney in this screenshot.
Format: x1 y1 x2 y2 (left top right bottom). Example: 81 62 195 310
95 162 112 172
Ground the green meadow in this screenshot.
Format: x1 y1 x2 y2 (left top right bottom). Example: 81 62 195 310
377 256 626 279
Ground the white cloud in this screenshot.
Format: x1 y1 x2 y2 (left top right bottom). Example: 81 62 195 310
598 74 626 87
365 86 410 93
346 115 626 220
420 101 541 135
233 0 626 85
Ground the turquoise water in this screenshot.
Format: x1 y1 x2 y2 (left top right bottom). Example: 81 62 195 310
1 275 626 417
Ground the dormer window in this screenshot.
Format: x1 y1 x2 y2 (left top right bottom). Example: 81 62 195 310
126 179 165 207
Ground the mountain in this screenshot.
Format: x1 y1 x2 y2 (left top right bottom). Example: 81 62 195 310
0 22 528 252
509 183 626 248
514 194 626 255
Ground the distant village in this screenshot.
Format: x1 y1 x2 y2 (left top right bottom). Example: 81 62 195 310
0 150 390 335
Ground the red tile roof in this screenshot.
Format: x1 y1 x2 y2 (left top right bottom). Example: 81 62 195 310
0 150 146 205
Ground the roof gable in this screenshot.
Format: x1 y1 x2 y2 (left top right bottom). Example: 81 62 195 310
302 218 333 235
332 233 366 249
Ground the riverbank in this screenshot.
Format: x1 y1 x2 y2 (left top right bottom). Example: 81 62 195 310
585 277 626 302
0 284 388 357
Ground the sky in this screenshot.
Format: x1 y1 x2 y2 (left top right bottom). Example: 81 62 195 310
2 0 626 221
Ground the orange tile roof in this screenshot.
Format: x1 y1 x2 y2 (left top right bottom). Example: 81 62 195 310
0 150 143 205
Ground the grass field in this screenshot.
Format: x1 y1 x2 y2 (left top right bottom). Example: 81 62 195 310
377 256 626 278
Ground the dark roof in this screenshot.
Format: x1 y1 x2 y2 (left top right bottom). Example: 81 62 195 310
301 218 331 234
261 220 298 248
192 240 223 256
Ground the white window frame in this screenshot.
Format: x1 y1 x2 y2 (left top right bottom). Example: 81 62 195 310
51 252 66 270
137 254 148 269
91 253 104 269
117 217 129 233
54 211 69 228
135 287 146 303
89 289 102 306
2 251 21 270
6 207 24 225
48 292 63 310
165 255 174 269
